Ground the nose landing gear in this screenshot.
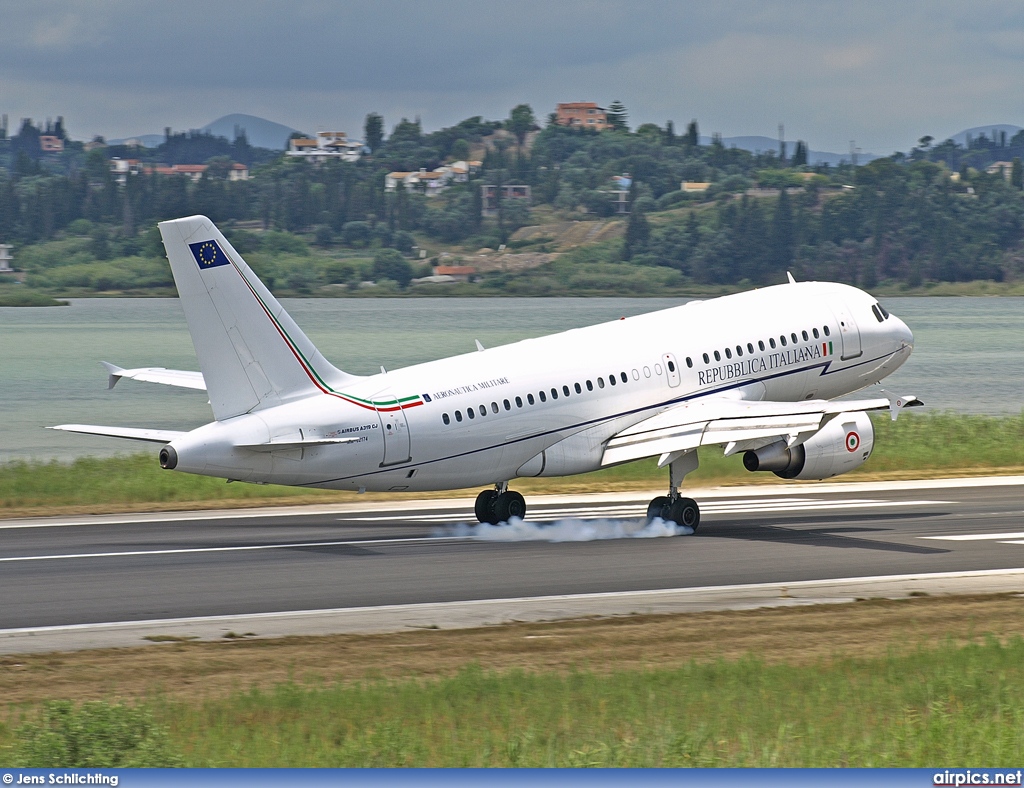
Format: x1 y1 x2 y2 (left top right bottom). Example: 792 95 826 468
645 450 701 531
475 482 527 524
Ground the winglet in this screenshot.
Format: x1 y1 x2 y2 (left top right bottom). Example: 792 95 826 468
880 390 922 421
100 361 125 390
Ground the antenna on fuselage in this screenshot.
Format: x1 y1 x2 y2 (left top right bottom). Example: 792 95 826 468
786 271 797 284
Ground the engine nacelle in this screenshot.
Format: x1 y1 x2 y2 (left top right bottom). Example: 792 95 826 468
742 411 874 481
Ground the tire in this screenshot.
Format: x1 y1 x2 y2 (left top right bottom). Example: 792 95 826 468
494 491 527 523
475 489 499 524
646 496 670 522
667 497 700 531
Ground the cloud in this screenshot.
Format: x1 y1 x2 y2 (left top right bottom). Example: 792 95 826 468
2 1 1024 151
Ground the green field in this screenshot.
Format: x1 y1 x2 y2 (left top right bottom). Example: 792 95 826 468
4 637 1024 766
2 412 1022 515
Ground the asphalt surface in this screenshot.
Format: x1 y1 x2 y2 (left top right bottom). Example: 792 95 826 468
2 477 1023 635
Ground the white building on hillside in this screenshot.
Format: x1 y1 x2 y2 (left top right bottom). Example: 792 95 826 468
286 131 365 163
0 244 13 273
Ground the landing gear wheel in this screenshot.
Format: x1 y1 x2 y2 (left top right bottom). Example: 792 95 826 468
493 491 527 523
667 497 700 531
646 496 671 522
475 489 499 524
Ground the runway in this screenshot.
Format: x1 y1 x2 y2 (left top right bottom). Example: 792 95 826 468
2 476 1023 653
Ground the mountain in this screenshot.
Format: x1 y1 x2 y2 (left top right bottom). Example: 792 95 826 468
108 114 305 150
699 135 880 167
943 124 1022 147
199 114 303 150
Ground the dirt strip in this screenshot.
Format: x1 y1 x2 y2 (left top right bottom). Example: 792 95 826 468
2 594 1023 706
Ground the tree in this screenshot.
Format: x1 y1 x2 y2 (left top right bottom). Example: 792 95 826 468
792 141 808 167
507 104 536 149
364 113 384 152
1012 157 1022 190
686 119 699 147
606 100 629 132
623 197 650 260
665 120 675 145
371 248 413 288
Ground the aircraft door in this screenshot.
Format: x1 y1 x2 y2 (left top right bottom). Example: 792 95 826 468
374 392 412 467
662 353 681 387
829 303 863 360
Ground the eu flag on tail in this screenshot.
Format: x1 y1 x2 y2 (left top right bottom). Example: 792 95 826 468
189 239 231 270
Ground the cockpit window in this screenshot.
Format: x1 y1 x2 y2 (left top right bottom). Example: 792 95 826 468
871 304 884 323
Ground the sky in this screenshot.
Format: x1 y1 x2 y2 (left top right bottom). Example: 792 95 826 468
3 0 1024 155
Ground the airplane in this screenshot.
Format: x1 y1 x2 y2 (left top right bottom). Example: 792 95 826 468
54 215 920 530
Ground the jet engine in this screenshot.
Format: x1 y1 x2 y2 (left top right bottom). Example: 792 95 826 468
742 411 874 480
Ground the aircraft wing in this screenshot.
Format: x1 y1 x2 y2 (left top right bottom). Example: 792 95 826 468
101 362 207 391
50 424 186 443
602 393 921 467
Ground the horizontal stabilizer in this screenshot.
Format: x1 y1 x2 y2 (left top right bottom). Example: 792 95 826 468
101 362 207 391
602 394 921 466
50 424 186 444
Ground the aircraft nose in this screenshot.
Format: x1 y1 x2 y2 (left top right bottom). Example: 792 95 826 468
892 314 913 350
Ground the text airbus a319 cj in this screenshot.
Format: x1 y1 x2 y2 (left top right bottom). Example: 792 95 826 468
55 215 920 529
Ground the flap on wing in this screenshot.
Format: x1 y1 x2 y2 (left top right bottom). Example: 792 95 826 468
601 394 921 467
102 362 207 391
50 424 186 444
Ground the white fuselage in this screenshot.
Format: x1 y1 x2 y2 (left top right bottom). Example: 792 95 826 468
167 281 913 492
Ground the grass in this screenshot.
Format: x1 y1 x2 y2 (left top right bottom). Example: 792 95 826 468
2 412 1022 516
3 615 1024 766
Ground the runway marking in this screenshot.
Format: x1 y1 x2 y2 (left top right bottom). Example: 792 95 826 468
0 535 474 564
922 531 1024 542
349 498 949 523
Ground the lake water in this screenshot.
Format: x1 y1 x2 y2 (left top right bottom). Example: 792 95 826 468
1 296 1022 462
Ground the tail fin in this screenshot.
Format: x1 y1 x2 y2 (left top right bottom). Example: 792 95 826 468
159 215 358 420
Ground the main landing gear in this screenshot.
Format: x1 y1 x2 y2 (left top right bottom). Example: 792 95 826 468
645 450 701 531
475 482 526 524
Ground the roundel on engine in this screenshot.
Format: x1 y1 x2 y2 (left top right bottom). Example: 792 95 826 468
845 431 860 452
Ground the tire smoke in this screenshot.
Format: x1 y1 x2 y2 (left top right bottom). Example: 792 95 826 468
433 517 694 542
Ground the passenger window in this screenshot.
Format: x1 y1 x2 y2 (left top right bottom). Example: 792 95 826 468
780 336 787 346
586 380 593 391
467 408 475 419
491 402 499 414
654 364 662 375
823 325 831 336
813 328 819 339
527 393 535 405
503 399 510 411
442 413 450 425
551 388 558 400
769 338 776 349
620 372 628 383
564 385 571 397
702 353 709 364
455 410 463 422
597 377 605 389
539 391 547 402
479 405 486 417
609 375 617 386
632 369 640 380
747 343 754 354
714 350 721 361
516 396 523 407
574 382 582 394
802 330 809 341
791 333 798 343
725 347 732 359
736 345 743 357
758 340 765 351
643 367 651 378
683 359 690 369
